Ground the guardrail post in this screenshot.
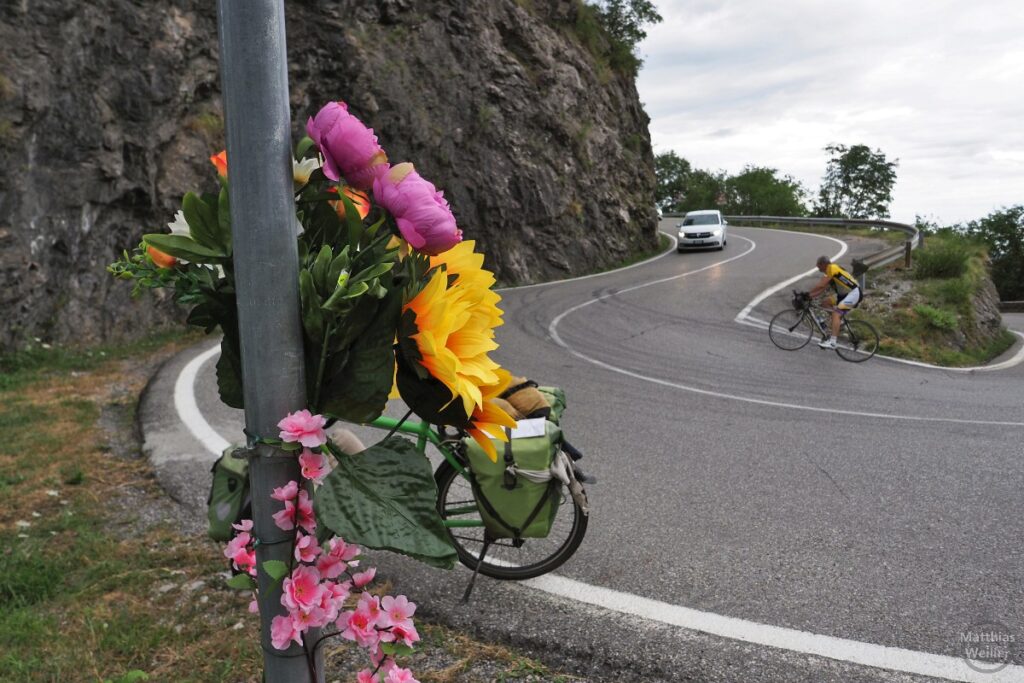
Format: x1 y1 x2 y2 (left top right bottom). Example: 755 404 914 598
216 1 322 681
904 240 912 269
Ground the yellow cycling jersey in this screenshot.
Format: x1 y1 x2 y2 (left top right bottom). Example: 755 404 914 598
825 263 859 293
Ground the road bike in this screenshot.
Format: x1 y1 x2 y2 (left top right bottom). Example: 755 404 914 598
368 413 589 581
768 290 880 363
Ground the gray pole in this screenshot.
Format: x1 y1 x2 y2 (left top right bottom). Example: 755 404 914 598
216 2 322 681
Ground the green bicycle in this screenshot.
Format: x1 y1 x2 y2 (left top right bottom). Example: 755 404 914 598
769 290 880 363
368 413 590 580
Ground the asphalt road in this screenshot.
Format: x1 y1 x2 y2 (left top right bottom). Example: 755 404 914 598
142 224 1024 682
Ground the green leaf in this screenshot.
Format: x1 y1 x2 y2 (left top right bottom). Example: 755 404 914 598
340 193 365 251
314 436 457 570
143 234 226 263
226 573 257 590
352 261 394 284
299 270 325 342
311 245 333 295
327 248 351 287
341 281 369 300
183 192 222 251
262 560 290 581
216 335 244 409
217 186 233 255
379 643 416 657
294 136 315 160
319 285 401 420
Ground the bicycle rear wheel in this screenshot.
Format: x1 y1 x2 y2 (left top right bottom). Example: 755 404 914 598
835 318 879 362
768 309 814 350
434 459 588 580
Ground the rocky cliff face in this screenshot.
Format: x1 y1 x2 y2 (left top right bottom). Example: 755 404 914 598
0 0 657 351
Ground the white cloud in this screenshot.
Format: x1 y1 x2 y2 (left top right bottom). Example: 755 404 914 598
637 0 1024 223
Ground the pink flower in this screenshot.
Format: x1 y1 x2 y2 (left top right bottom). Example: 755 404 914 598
282 566 325 613
272 499 296 531
317 538 361 578
339 604 381 650
299 449 329 483
373 163 462 256
296 489 316 534
356 671 380 683
294 534 322 564
271 480 299 502
248 598 260 614
320 581 350 623
370 651 397 673
381 621 420 648
232 519 253 532
293 605 329 630
358 592 382 620
277 410 328 448
352 567 377 589
384 667 419 683
380 595 416 626
306 101 389 191
271 614 302 650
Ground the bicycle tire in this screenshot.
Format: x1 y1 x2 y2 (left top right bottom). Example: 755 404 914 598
768 309 814 350
835 318 879 362
434 458 588 580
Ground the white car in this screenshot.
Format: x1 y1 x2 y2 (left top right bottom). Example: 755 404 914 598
677 210 728 251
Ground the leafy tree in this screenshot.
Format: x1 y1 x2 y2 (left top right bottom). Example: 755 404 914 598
964 205 1024 300
575 0 663 73
682 169 728 213
654 151 692 212
815 144 898 219
725 165 807 216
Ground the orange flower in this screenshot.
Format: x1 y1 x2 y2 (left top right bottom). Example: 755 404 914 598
328 186 371 220
146 245 177 269
210 150 228 178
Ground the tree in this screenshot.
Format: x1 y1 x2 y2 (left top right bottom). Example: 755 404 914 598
591 0 663 72
725 165 807 216
654 151 692 212
964 205 1024 300
814 144 898 219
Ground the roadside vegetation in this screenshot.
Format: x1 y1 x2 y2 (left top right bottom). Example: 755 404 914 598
0 335 581 682
856 233 1015 366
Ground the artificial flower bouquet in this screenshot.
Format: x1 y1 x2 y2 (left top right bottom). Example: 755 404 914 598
109 101 521 675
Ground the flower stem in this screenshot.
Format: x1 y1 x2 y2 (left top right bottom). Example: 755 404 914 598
312 323 334 412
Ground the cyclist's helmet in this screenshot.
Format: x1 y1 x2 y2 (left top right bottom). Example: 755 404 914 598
816 255 830 269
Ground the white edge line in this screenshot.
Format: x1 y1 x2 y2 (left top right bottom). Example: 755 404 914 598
173 343 230 456
735 226 1024 373
524 574 1024 683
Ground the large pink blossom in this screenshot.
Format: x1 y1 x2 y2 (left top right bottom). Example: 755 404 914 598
294 533 322 564
282 565 325 613
379 595 416 627
299 449 329 483
385 667 420 683
277 409 328 448
339 603 381 650
307 101 389 191
373 163 462 256
271 614 303 650
273 489 316 533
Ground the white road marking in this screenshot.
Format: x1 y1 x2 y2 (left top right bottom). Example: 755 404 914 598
174 343 230 456
734 227 1024 372
525 574 1024 683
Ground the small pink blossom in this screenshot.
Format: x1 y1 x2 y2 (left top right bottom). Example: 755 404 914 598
370 651 397 673
356 671 380 683
380 595 416 625
271 614 303 650
381 621 420 648
271 480 299 502
358 592 382 621
294 534 322 564
306 101 389 191
296 490 316 533
339 604 381 650
373 163 462 256
282 565 325 613
293 605 330 630
299 448 330 483
352 567 377 588
272 499 296 531
277 409 328 448
248 598 260 614
384 667 419 683
320 581 350 623
232 519 253 532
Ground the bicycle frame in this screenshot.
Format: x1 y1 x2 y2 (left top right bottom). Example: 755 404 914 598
367 414 482 529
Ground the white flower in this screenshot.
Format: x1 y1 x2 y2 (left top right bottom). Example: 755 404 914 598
167 210 190 236
293 157 321 190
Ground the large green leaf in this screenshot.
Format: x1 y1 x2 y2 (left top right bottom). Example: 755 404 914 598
217 186 233 255
183 192 222 252
319 284 401 422
143 234 226 263
216 334 244 409
299 270 325 343
314 436 456 569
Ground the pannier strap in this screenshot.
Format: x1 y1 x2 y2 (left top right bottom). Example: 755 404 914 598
499 379 538 399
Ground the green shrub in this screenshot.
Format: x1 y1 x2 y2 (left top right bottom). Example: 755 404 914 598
914 241 969 279
935 277 971 305
913 304 958 330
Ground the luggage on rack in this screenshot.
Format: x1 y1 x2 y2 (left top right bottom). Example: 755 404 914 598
463 418 563 540
207 447 250 542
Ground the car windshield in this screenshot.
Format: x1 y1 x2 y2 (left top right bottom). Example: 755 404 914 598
682 215 720 226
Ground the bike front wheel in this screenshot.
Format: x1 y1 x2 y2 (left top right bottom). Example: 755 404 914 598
835 319 880 362
434 459 588 580
768 309 814 350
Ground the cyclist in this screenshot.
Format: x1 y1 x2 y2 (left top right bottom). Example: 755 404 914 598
808 255 861 349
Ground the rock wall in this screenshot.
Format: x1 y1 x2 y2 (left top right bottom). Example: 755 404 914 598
0 0 658 351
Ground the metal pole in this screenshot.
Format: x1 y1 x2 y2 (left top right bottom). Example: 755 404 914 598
216 2 321 681
904 240 912 269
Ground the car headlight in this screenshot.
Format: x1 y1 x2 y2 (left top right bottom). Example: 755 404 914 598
712 228 723 236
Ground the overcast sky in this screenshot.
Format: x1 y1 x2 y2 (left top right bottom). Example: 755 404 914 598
636 0 1024 224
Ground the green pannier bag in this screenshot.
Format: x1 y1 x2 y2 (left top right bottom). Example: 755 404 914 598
536 386 567 424
207 447 250 542
464 419 562 539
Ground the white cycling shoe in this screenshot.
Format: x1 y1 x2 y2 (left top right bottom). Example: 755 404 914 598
818 337 838 349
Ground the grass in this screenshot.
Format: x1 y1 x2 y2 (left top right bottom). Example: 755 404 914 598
854 234 1017 366
0 332 582 682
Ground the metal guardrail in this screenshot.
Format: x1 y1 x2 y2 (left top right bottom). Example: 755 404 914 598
1000 301 1024 313
665 213 921 283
